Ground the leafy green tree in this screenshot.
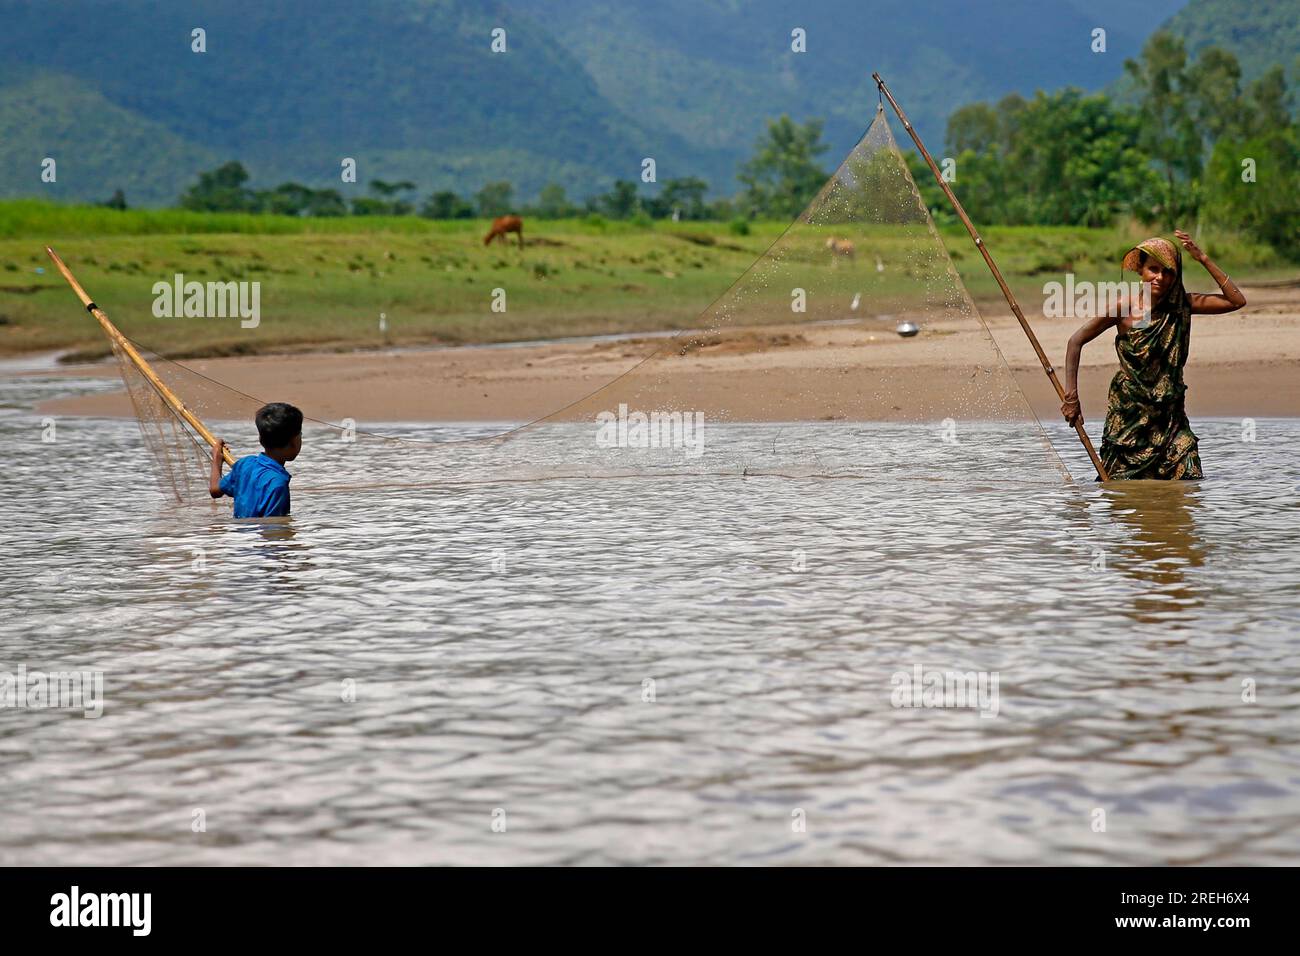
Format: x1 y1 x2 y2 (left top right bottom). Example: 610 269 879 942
1238 66 1293 140
640 194 669 219
350 196 391 216
932 90 1160 227
707 196 736 221
917 38 1299 256
258 182 315 215
1124 31 1203 226
1124 37 1298 239
600 180 639 219
369 179 415 197
1186 47 1243 145
420 190 474 219
304 188 347 217
535 182 575 218
1203 128 1300 258
904 150 952 225
946 103 1001 155
249 182 346 216
658 177 709 220
475 181 515 218
367 179 417 215
737 115 829 219
1202 65 1300 258
179 161 256 211
1014 90 1160 226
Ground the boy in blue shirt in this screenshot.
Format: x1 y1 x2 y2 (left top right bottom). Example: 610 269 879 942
209 402 302 518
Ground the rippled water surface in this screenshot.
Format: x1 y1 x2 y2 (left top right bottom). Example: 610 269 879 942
2 367 1299 865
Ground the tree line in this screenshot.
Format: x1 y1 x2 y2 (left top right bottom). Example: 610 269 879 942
160 31 1294 257
911 32 1298 256
174 161 730 223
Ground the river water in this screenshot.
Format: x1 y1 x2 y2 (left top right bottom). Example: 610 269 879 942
1 366 1298 864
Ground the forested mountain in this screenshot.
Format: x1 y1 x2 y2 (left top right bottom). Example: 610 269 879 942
0 0 718 204
1164 0 1300 89
15 0 1293 208
521 0 1189 168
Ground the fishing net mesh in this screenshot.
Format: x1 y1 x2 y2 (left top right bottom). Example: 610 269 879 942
109 337 212 501
101 108 1071 502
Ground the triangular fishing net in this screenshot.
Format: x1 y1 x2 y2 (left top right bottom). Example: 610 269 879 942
108 336 212 501
92 107 1070 502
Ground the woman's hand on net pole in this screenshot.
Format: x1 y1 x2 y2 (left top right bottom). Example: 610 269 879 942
1061 390 1083 427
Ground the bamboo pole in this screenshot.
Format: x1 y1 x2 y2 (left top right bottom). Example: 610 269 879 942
45 246 236 467
872 73 1109 481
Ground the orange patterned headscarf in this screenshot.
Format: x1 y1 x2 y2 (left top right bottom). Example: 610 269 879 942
1122 237 1179 273
1120 236 1190 322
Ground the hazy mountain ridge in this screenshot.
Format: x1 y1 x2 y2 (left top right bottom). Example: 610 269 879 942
0 0 727 204
9 0 1294 208
1163 0 1300 86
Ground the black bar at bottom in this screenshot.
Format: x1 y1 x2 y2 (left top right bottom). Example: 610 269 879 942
0 866 1282 942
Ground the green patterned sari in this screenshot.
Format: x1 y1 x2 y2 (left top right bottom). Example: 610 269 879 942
1099 243 1203 480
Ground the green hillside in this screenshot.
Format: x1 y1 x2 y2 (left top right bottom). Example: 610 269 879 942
0 0 726 206
1165 0 1300 87
523 0 1189 157
0 73 220 207
0 0 1198 207
1108 0 1300 117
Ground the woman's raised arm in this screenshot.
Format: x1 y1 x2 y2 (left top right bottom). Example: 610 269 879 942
1176 229 1247 314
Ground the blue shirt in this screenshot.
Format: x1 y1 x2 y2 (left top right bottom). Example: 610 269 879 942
219 453 292 518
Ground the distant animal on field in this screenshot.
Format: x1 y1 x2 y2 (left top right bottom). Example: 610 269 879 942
484 215 524 248
825 237 855 264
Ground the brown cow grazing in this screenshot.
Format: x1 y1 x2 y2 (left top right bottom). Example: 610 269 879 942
484 215 524 248
825 236 855 265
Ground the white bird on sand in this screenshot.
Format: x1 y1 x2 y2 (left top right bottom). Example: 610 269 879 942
850 292 861 311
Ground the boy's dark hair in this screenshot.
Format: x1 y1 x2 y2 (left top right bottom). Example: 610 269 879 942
255 402 303 449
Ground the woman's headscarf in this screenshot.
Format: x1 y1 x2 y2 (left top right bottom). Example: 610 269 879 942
1121 236 1192 326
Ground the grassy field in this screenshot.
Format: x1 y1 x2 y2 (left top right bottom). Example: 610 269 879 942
1 200 1293 360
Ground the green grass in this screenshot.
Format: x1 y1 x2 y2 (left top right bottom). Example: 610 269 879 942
0 201 1292 360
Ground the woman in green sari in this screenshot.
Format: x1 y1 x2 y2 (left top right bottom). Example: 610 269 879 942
1061 230 1246 479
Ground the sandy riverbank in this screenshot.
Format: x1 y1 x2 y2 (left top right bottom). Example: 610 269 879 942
36 282 1300 424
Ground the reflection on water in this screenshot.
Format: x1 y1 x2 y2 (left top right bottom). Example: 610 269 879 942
0 373 1298 865
1099 480 1207 626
